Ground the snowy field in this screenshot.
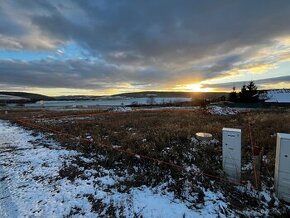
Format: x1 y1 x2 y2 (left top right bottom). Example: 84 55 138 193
1 107 289 217
24 97 192 108
0 120 229 217
264 89 290 103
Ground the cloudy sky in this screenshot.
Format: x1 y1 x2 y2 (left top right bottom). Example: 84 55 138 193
0 0 290 96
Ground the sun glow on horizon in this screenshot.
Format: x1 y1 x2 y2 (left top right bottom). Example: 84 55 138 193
174 83 215 92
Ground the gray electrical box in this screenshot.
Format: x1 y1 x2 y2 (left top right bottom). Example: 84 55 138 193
222 128 241 182
274 133 290 203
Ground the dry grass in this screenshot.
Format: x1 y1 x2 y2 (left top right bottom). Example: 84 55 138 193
1 108 290 214
2 108 290 179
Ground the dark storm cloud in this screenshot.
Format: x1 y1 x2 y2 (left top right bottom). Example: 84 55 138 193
0 59 173 89
0 0 290 90
204 75 290 90
29 0 290 62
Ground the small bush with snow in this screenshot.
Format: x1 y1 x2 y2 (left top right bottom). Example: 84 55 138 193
109 106 133 112
207 106 238 115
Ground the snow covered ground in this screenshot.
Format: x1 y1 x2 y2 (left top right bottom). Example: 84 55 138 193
207 106 238 115
0 120 230 217
1 118 289 217
263 89 290 103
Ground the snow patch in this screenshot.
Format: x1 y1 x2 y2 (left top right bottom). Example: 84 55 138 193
109 106 133 112
0 120 231 217
263 89 290 103
207 106 238 115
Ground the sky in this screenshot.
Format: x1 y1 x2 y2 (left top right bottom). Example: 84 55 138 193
0 0 290 96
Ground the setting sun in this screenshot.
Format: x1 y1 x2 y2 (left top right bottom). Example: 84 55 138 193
183 83 213 92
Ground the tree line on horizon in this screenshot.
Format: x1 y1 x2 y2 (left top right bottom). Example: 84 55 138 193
228 81 260 103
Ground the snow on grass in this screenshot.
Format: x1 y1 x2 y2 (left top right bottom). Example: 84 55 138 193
191 136 219 146
0 120 231 217
109 106 133 112
0 120 86 217
34 116 95 125
126 187 200 217
207 106 238 116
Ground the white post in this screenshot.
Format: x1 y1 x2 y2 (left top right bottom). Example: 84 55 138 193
275 133 290 203
222 128 241 182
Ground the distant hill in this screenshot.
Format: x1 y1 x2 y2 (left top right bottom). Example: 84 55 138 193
53 91 228 100
0 92 54 102
113 91 228 99
54 95 101 100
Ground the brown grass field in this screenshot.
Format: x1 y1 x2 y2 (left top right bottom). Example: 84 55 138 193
1 107 290 215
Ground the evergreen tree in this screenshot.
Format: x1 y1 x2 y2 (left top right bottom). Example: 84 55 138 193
239 84 248 102
239 81 259 103
247 81 259 102
228 86 238 102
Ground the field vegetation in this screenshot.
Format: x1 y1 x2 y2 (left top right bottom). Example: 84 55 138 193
1 107 290 216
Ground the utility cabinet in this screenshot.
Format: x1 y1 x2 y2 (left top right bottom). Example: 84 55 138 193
222 128 241 182
275 133 290 203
